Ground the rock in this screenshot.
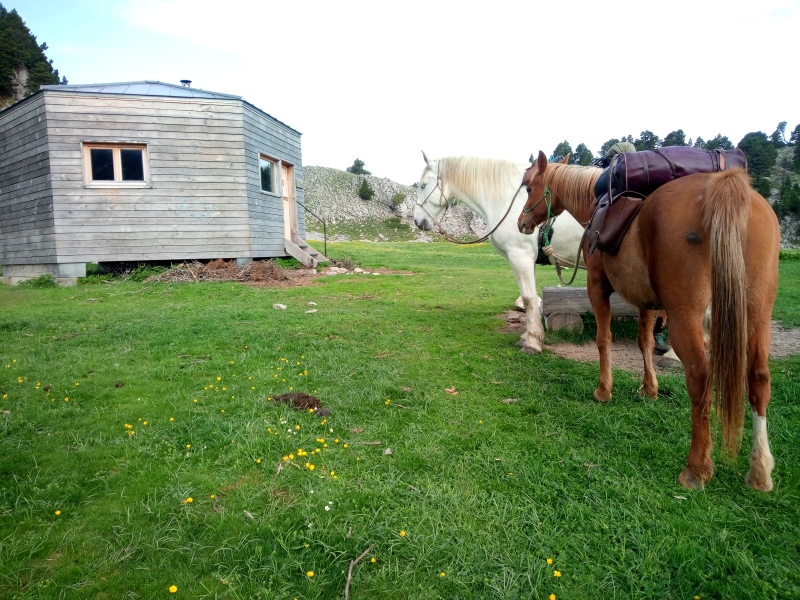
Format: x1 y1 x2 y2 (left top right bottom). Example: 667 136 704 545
371 272 380 275
545 312 584 332
306 309 317 314
273 303 287 310
307 301 317 306
353 268 364 274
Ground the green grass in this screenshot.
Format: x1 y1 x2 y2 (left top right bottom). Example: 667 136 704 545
1 242 798 599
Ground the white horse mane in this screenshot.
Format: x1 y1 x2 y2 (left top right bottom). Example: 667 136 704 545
436 156 524 206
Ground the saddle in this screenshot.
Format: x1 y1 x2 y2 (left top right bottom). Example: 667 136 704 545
587 147 747 253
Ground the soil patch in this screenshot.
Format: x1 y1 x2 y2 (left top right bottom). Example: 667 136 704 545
500 311 800 374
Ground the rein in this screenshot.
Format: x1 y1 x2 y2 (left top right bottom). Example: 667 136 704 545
416 172 525 245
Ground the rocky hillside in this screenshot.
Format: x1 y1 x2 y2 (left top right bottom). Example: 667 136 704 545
302 166 486 242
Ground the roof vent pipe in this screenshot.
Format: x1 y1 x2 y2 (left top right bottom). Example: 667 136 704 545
180 80 192 87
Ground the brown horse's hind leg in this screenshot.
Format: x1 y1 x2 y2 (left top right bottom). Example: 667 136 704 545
745 316 775 491
587 269 614 402
668 314 715 489
637 309 658 398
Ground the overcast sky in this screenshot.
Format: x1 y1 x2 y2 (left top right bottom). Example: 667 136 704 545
9 0 800 183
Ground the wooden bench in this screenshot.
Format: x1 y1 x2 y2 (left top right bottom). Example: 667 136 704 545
542 286 638 331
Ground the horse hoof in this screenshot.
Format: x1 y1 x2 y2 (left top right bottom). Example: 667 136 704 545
593 389 612 402
677 468 707 490
637 384 658 399
745 470 773 492
521 346 542 355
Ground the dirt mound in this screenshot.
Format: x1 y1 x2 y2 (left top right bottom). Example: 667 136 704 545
151 259 307 286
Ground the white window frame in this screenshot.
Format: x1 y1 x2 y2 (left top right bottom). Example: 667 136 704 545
82 142 150 188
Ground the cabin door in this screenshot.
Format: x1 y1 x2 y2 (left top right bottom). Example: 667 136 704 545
281 162 297 242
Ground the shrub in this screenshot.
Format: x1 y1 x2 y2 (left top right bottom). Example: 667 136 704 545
391 193 406 206
16 274 57 288
357 178 375 201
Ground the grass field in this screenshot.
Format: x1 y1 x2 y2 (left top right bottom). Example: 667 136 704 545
1 242 799 600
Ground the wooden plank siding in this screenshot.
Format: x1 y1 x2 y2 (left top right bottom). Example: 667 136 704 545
242 103 303 256
44 92 253 263
1 88 303 268
0 94 56 263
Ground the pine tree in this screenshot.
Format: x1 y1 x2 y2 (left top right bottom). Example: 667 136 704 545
357 178 374 201
346 158 371 175
770 121 787 148
662 129 687 147
705 134 734 151
634 130 661 151
0 4 63 100
572 143 594 166
552 141 572 160
738 132 777 181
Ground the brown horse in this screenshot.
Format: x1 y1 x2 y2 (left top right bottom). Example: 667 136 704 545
517 150 780 491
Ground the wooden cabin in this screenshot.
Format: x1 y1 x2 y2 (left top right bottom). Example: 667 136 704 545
0 80 325 284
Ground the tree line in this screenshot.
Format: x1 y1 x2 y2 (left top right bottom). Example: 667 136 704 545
0 3 66 104
551 121 800 219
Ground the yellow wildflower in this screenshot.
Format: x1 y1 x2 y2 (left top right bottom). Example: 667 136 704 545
183 497 193 504
400 530 406 537
124 423 133 429
169 585 178 593
547 558 553 565
554 570 561 577
307 571 314 578
550 595 557 600
186 444 191 448
440 572 446 577
370 557 376 563
55 510 61 515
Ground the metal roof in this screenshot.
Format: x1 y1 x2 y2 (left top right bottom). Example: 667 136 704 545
40 80 242 100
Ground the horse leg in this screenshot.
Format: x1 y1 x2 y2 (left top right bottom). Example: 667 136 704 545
587 268 614 402
668 314 715 489
744 316 775 491
507 249 543 354
637 309 658 398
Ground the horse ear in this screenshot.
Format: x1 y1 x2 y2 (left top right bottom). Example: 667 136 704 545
422 150 432 168
537 150 548 173
560 154 570 164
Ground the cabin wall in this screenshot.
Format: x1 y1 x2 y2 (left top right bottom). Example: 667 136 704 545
45 91 251 262
242 103 304 256
0 94 56 264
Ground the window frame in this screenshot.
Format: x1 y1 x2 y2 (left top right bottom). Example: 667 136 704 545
82 142 150 188
259 154 282 196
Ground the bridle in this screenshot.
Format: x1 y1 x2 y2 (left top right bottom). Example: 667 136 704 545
415 166 525 245
522 180 587 285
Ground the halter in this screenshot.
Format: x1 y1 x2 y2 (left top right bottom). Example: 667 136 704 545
415 166 525 245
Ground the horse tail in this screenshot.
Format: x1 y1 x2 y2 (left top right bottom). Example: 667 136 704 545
702 168 751 458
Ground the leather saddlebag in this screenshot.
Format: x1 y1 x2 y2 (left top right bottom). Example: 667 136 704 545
587 193 644 254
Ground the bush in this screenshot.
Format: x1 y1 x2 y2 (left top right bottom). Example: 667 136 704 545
357 178 375 201
16 274 57 288
391 193 406 206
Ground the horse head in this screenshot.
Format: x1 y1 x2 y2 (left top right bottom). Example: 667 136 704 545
517 151 567 235
414 151 449 231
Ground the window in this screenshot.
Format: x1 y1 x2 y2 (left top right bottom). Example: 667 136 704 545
259 155 277 193
83 143 149 186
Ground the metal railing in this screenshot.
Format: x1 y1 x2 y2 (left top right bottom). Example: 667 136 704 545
296 200 327 258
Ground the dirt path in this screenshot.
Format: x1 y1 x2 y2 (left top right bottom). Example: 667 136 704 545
502 312 800 374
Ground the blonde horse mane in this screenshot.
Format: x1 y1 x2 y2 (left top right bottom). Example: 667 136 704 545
438 156 524 206
543 163 603 211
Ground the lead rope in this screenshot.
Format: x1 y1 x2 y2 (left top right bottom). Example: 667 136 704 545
436 183 526 245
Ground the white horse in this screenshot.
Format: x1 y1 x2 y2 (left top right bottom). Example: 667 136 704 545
414 153 585 353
